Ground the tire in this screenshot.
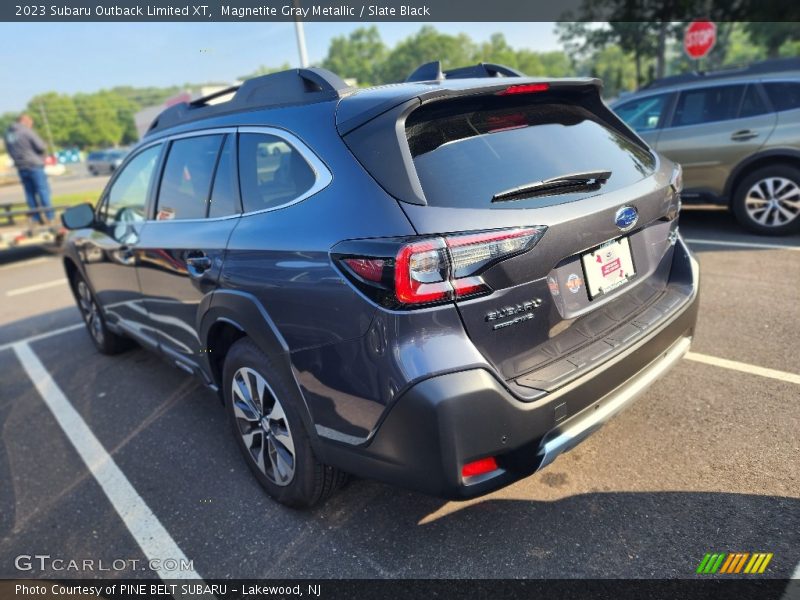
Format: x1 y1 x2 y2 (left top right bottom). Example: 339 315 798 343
71 273 133 355
222 338 346 508
732 164 800 235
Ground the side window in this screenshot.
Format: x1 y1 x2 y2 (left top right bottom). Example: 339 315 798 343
104 144 161 225
739 85 769 118
614 94 670 131
672 85 745 127
763 82 800 112
238 133 316 213
208 134 240 218
156 135 223 220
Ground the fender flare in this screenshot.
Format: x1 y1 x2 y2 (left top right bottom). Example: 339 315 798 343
724 148 800 201
198 289 323 451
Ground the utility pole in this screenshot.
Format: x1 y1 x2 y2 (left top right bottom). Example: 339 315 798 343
293 0 309 67
37 101 56 155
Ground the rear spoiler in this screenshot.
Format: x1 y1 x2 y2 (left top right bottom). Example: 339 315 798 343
339 78 651 207
405 61 526 82
336 77 602 136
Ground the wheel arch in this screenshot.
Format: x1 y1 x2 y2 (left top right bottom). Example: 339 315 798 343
198 290 324 451
724 148 800 204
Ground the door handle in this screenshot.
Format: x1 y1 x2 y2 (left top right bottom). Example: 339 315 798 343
186 252 212 273
731 129 758 141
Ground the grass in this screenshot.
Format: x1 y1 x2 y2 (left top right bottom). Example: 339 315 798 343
52 190 103 208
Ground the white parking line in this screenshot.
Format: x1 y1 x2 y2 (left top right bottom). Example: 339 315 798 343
6 278 67 297
685 238 800 252
685 352 800 386
0 322 83 353
12 341 203 581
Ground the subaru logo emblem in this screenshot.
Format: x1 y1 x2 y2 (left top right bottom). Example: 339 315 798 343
615 206 638 231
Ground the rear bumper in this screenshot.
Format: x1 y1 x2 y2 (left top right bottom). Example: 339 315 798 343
320 239 700 499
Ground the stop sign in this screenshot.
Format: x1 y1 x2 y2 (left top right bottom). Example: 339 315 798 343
684 20 717 59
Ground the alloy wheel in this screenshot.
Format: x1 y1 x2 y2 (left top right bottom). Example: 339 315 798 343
77 280 104 345
744 177 800 227
231 367 296 486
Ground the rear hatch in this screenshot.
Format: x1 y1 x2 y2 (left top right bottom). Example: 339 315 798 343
340 80 682 391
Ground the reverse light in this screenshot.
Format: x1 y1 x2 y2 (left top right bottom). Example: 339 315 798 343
497 83 550 96
334 226 546 309
462 456 499 479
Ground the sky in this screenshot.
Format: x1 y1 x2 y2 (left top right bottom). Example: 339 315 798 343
0 22 559 113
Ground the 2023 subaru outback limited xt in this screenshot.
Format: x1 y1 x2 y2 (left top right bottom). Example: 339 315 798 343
61 64 699 508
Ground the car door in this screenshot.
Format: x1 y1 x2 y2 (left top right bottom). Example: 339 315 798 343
77 143 163 346
135 130 241 371
612 92 675 148
655 84 777 196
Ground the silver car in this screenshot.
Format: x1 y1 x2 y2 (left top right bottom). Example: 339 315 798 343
612 59 800 235
86 148 128 176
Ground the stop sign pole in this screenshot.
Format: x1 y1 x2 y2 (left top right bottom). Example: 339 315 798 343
684 20 717 71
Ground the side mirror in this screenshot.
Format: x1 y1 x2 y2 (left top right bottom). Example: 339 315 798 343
61 203 95 230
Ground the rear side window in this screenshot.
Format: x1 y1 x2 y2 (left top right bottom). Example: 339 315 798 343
238 133 316 213
156 135 223 220
672 85 744 127
209 135 240 218
739 85 769 118
406 93 656 209
763 82 800 112
614 94 671 131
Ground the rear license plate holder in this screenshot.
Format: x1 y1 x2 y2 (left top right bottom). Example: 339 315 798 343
581 237 635 299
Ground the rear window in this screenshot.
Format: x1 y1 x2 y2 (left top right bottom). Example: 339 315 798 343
406 94 656 209
764 82 800 112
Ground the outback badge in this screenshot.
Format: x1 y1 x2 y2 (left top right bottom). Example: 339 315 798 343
486 298 543 330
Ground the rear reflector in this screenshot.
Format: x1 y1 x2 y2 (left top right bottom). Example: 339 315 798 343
497 83 550 96
343 258 385 282
461 456 499 479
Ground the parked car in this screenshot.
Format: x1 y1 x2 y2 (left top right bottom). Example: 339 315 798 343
86 148 128 175
612 58 800 235
60 64 699 507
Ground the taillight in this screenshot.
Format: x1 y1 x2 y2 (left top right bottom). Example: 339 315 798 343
334 226 546 309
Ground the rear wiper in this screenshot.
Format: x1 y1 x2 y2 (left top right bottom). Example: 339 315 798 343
492 170 612 203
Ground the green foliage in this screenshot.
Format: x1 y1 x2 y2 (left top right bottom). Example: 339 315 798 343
377 26 478 83
746 23 800 58
321 27 386 86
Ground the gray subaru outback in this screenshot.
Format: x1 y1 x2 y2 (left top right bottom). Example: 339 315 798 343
61 62 699 507
613 58 800 235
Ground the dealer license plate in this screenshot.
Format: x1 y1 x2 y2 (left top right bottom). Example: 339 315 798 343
581 237 635 299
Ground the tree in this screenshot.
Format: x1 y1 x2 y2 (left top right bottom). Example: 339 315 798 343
746 23 800 58
379 26 478 83
321 26 387 86
26 93 79 149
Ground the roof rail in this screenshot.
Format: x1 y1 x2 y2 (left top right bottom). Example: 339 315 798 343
641 57 800 90
146 67 354 136
405 61 524 83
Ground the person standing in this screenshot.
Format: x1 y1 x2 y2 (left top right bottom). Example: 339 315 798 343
4 113 54 224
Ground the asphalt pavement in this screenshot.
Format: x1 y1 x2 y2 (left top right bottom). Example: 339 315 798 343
0 207 797 581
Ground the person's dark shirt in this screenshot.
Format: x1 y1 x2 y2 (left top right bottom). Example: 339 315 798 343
4 122 47 170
